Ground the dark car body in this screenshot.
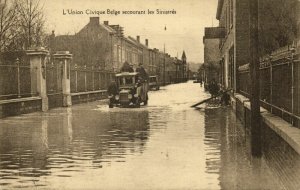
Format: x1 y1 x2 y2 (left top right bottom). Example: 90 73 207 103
108 72 148 108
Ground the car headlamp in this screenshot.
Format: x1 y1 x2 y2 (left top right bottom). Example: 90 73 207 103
128 94 133 99
115 95 119 100
134 94 138 98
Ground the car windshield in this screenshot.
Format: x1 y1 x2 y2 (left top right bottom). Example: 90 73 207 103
118 76 134 85
125 77 133 84
149 77 156 82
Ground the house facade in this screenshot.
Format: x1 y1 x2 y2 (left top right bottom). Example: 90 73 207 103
51 16 186 85
216 0 250 91
203 27 225 83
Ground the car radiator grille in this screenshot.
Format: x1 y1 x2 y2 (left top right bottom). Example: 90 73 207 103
119 93 128 102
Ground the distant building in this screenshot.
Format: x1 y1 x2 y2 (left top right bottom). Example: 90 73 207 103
181 51 187 80
50 16 184 85
203 27 225 83
52 17 117 71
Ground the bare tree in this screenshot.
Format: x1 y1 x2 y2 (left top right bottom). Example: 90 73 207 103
0 0 19 52
15 0 46 49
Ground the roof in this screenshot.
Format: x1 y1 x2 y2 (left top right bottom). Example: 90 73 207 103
78 20 116 35
124 37 139 47
203 27 225 40
128 36 149 49
216 0 224 20
101 24 116 33
115 72 138 77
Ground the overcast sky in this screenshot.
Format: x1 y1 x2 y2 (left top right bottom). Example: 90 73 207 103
43 0 219 63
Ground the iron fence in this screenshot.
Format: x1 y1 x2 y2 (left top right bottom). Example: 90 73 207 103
0 57 33 100
46 57 62 95
237 46 300 128
70 64 115 93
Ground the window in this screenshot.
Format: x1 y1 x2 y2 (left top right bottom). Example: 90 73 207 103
228 46 234 89
227 5 230 33
118 46 122 63
230 0 233 27
225 7 227 33
125 77 133 84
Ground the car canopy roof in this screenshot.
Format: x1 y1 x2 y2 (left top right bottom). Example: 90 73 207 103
115 72 138 77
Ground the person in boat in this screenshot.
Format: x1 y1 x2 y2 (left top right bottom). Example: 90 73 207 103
120 61 134 73
208 79 220 97
220 89 230 105
199 79 203 87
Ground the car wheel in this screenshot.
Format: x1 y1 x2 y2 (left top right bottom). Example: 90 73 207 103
135 98 140 108
144 100 148 105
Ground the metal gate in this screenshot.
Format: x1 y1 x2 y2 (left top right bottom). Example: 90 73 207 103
46 55 63 109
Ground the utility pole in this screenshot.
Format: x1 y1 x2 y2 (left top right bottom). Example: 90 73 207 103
163 25 167 86
164 43 166 85
249 0 261 157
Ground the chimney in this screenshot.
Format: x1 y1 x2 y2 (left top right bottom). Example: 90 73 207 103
104 21 109 25
90 17 99 25
145 39 148 47
136 36 140 43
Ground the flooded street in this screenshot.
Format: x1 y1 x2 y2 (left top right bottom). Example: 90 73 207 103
0 81 300 189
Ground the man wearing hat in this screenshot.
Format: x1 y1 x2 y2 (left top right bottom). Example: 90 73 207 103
136 63 148 82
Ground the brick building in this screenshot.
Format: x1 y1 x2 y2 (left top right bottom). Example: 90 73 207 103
52 17 117 71
216 0 250 91
51 16 185 85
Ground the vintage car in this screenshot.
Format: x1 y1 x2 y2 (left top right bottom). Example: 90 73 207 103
109 72 148 108
148 75 160 90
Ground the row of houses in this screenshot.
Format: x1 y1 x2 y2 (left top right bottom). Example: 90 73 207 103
49 17 188 85
202 0 300 128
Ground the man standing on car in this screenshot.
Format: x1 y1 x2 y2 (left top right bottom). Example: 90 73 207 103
136 63 148 81
136 63 149 103
120 61 134 73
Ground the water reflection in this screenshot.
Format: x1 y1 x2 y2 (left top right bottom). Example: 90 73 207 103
203 107 300 190
0 116 51 188
0 106 150 188
1 82 300 189
262 123 300 190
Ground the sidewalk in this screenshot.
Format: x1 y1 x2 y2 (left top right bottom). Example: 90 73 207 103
235 93 300 155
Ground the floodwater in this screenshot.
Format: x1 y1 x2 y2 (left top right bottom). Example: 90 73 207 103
0 81 299 190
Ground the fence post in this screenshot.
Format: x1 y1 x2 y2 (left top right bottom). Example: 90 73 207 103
270 56 273 113
84 64 87 91
53 51 73 107
99 72 101 90
92 66 95 91
75 64 78 92
26 48 49 112
291 47 295 125
16 58 21 98
98 65 102 90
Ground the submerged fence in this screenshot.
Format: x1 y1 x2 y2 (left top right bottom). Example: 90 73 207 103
238 45 300 128
0 51 115 104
